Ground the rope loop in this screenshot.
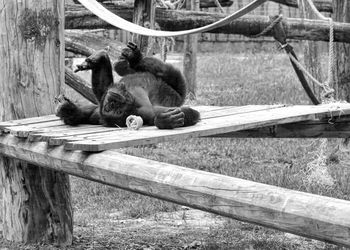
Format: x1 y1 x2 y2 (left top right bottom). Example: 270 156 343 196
126 115 143 130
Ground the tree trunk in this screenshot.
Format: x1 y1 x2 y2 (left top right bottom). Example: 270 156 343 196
0 0 73 245
333 1 350 101
184 0 200 99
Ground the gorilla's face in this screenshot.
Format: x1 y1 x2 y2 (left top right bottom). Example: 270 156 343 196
100 83 136 127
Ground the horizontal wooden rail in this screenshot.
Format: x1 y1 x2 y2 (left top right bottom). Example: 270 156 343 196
65 6 350 43
269 0 332 13
0 134 349 247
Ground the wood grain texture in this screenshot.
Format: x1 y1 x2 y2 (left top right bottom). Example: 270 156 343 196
0 135 349 247
183 0 200 99
2 104 350 151
0 0 72 245
132 0 156 55
333 1 350 102
63 104 350 151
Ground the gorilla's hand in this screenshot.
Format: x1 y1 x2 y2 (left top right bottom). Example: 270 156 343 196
154 108 185 129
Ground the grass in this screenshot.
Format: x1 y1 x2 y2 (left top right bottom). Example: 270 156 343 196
1 49 350 249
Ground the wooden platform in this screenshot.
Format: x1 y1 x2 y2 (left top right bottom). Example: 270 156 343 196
1 103 350 152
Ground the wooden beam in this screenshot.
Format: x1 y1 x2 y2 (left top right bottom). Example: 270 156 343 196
184 0 200 99
269 0 332 13
0 134 349 247
65 68 98 104
64 6 350 43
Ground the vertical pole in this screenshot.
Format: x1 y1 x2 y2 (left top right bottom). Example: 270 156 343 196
303 4 323 102
332 1 350 101
184 0 200 99
0 0 72 245
132 0 156 56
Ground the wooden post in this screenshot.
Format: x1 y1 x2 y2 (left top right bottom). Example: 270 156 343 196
333 1 350 101
303 4 324 101
132 0 156 55
183 0 200 99
0 0 72 245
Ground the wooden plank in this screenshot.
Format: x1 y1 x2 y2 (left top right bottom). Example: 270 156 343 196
48 105 284 146
39 126 122 144
8 120 65 138
210 116 350 138
0 134 349 247
64 104 350 151
7 105 281 144
28 125 109 142
200 105 284 119
0 115 59 131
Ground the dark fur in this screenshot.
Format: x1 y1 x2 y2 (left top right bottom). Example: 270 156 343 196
56 44 200 129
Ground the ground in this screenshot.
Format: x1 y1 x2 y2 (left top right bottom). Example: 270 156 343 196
0 50 349 249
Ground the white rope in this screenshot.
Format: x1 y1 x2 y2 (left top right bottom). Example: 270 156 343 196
126 115 143 130
289 0 335 101
304 0 334 89
76 0 268 37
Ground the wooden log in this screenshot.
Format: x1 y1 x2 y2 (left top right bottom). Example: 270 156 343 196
0 0 72 245
65 30 124 59
303 2 323 103
65 68 98 104
64 6 350 43
333 2 350 102
66 0 234 9
269 0 332 13
132 0 156 55
0 135 349 247
184 0 200 99
200 0 233 8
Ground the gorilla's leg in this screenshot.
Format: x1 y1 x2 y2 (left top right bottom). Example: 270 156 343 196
113 42 141 76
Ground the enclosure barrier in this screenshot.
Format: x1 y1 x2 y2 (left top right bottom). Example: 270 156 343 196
0 134 350 247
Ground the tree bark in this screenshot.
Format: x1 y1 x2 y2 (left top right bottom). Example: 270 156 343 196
64 6 350 43
0 0 72 245
333 1 350 101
